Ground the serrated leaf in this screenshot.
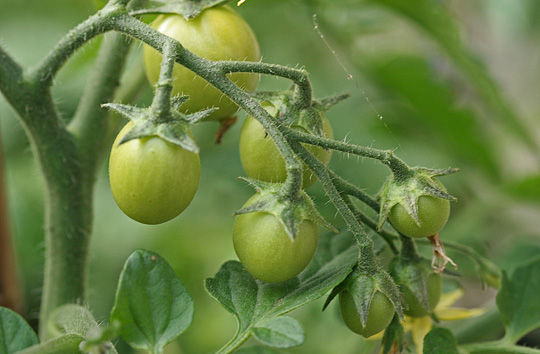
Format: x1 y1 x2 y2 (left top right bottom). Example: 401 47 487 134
205 232 356 342
110 250 193 354
252 316 304 349
496 255 540 342
423 327 460 354
0 307 38 354
130 0 231 19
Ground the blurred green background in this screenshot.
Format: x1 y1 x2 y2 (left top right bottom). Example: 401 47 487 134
1 0 540 353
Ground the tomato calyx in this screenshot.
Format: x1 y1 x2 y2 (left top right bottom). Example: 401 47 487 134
103 96 215 153
234 178 335 241
377 167 458 233
251 90 348 136
390 255 443 318
323 260 403 338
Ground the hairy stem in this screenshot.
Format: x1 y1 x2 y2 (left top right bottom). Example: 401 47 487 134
150 41 177 121
287 129 412 176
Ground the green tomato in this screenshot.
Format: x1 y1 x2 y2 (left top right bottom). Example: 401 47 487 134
233 194 319 283
388 183 450 238
239 104 333 189
339 291 395 338
109 122 200 224
143 6 261 121
402 273 442 317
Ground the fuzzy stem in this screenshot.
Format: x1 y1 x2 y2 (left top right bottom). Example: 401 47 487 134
150 41 177 122
288 140 369 245
68 32 132 181
110 14 304 191
286 129 412 176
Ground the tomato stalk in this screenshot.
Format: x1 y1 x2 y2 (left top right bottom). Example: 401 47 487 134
149 41 177 123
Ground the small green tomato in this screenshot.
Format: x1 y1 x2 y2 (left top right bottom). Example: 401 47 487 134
388 183 450 238
233 194 319 283
239 103 333 189
402 273 442 317
143 6 261 121
109 122 200 224
339 291 395 338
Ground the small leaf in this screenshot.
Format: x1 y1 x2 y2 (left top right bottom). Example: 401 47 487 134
14 334 84 354
205 232 357 343
381 314 404 354
252 316 304 348
0 306 38 354
496 255 540 342
110 250 194 354
422 328 460 354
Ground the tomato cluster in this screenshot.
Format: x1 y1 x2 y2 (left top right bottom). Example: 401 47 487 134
143 6 261 121
233 194 319 283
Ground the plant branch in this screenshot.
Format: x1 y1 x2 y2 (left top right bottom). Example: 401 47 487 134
0 44 23 101
150 41 177 121
67 32 133 180
110 13 303 189
287 139 369 245
286 129 412 176
29 4 126 87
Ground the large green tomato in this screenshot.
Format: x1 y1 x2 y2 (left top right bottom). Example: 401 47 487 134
402 273 442 317
233 194 319 283
239 104 333 189
388 182 450 238
339 291 395 338
143 6 261 121
109 122 200 224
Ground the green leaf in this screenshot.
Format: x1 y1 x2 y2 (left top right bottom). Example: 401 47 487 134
369 0 537 153
14 334 83 354
0 307 38 354
205 232 356 348
48 304 117 354
110 250 194 354
381 314 404 354
130 0 232 19
423 328 460 354
505 175 540 203
496 255 540 342
235 347 283 354
367 55 499 177
252 316 304 349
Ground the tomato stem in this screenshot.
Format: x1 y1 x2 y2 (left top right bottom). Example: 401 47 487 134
150 41 177 123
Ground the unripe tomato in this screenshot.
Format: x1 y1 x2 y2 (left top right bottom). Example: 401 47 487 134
239 104 333 189
402 273 442 317
233 194 319 283
109 122 200 224
388 183 450 238
143 6 261 121
339 291 395 338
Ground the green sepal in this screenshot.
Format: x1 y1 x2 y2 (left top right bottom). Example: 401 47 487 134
129 0 234 20
235 178 337 240
377 167 459 231
390 257 436 316
103 99 216 153
380 314 405 354
323 261 404 325
249 90 346 138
